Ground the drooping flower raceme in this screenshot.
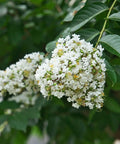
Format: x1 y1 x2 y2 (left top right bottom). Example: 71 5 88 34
35 34 106 109
0 52 44 105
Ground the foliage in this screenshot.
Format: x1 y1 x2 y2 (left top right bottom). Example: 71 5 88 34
0 0 120 144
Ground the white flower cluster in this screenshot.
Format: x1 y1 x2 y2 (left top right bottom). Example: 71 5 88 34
0 52 44 105
35 34 106 109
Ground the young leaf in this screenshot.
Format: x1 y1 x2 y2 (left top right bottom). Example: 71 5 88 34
70 2 108 32
108 12 120 21
77 28 99 42
100 34 120 57
105 60 117 85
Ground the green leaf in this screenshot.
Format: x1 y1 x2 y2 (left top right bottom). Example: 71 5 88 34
0 95 47 131
58 28 71 38
100 34 120 57
77 28 99 42
105 60 117 85
105 97 120 113
112 65 120 90
65 117 86 138
70 2 108 32
108 12 120 21
45 41 56 54
63 2 85 22
7 107 40 131
86 0 102 4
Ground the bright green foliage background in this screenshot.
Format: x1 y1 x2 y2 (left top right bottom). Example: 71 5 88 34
0 0 120 144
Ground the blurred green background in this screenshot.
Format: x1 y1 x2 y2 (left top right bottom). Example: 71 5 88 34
0 0 120 144
0 0 67 70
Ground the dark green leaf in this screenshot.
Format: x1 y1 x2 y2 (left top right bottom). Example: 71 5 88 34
105 60 117 85
58 28 71 38
77 28 99 41
100 34 120 57
112 65 120 90
70 3 108 32
63 2 85 22
105 97 120 113
108 12 120 21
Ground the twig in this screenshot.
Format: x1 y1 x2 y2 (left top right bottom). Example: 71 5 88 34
95 0 117 48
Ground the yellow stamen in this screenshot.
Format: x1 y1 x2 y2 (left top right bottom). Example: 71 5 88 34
102 92 104 96
50 64 54 68
23 70 30 77
66 72 72 78
59 83 62 86
73 74 79 79
77 98 82 103
37 80 39 84
57 49 64 56
56 42 58 46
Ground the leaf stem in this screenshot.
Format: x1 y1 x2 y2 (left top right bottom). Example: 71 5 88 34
95 0 117 48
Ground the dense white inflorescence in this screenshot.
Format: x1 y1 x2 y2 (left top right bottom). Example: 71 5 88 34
35 34 106 109
0 52 44 105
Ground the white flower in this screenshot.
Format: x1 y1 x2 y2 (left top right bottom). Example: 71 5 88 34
0 52 44 104
36 34 106 109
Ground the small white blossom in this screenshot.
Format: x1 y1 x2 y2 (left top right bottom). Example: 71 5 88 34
0 52 44 105
35 34 106 109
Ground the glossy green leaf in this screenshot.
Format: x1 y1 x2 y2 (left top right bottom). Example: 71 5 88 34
70 2 108 32
108 12 120 21
100 34 120 57
63 2 85 22
77 28 99 41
